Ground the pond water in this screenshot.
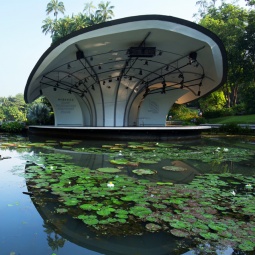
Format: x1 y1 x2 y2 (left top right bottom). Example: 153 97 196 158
0 134 255 255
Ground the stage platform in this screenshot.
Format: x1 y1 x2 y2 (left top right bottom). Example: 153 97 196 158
28 125 211 141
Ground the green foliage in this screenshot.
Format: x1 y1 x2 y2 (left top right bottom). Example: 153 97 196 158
42 1 115 43
199 90 226 112
0 94 27 122
218 123 252 134
239 82 255 114
199 3 251 107
169 104 199 123
203 107 234 118
26 102 51 125
0 121 25 133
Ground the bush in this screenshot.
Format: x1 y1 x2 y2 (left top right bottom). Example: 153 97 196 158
203 108 234 118
0 121 25 133
218 123 252 135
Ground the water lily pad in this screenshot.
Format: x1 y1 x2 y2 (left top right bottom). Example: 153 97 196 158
110 159 129 165
162 166 187 171
97 167 121 173
145 223 162 232
132 169 157 175
170 229 190 237
97 207 115 216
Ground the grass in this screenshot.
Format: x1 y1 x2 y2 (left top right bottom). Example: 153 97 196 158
206 114 255 125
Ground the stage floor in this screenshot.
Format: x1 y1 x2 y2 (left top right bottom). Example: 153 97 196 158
28 125 211 141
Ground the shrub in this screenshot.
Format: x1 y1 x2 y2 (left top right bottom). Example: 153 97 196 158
203 108 234 118
218 123 252 135
0 121 25 133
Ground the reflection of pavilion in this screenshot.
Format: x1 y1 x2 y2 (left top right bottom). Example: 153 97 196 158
25 15 226 138
27 179 181 255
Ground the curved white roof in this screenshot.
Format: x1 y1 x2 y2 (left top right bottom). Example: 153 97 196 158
24 15 227 127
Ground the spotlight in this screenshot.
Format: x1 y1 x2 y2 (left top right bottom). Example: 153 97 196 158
67 64 71 69
98 65 102 70
144 60 148 65
158 51 162 56
68 90 72 94
197 90 201 96
76 50 84 60
91 85 95 90
139 69 143 75
109 79 112 82
90 56 93 61
129 76 132 81
165 65 169 71
53 87 57 91
189 52 197 64
103 80 106 85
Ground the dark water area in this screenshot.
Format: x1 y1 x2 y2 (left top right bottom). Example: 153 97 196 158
0 134 255 255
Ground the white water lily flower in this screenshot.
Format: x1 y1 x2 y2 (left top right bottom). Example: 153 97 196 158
231 190 236 196
245 184 252 189
223 148 229 152
118 150 122 156
107 182 114 188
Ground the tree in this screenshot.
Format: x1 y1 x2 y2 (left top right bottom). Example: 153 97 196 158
195 0 217 18
199 3 249 107
244 9 255 80
199 90 227 112
96 1 114 22
84 1 96 16
0 94 27 122
42 1 115 43
42 17 55 35
46 0 65 20
245 0 255 7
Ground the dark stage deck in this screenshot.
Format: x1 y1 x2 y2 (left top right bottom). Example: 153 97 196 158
28 125 211 141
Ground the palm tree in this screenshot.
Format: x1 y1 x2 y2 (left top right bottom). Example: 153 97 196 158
42 16 55 35
96 1 114 22
83 1 96 16
46 0 65 20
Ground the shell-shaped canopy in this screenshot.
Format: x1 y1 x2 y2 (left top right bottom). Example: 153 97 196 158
24 15 227 127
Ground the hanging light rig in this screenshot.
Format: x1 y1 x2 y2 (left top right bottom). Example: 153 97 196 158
39 46 205 100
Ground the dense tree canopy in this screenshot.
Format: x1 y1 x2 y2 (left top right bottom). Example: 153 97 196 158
195 0 255 114
42 1 115 43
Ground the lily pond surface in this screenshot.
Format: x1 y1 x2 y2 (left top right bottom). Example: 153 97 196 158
1 134 255 255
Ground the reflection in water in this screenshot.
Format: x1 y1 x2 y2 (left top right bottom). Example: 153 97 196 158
30 188 181 255
2 135 255 254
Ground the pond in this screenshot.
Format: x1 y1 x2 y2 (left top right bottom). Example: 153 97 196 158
1 134 255 255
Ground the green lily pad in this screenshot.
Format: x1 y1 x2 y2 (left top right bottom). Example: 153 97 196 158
110 159 129 165
132 169 157 175
162 166 187 171
97 167 121 173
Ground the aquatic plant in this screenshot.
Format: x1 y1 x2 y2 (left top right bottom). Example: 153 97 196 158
22 142 255 253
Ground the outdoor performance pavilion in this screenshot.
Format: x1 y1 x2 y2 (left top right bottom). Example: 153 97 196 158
24 15 227 139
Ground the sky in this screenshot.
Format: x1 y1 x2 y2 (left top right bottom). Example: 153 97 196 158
0 0 248 98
